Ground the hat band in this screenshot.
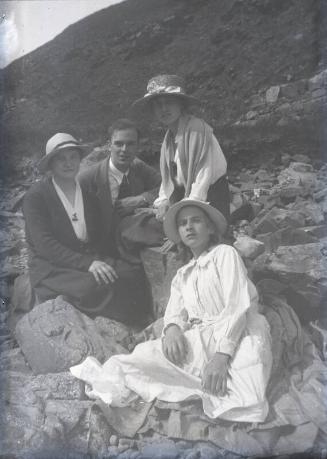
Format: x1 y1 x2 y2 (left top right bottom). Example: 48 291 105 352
144 85 184 98
47 140 82 155
53 140 80 150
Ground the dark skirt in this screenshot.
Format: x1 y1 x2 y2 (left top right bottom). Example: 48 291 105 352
206 174 230 221
170 175 231 222
34 258 151 326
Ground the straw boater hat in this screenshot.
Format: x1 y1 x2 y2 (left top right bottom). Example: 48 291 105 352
163 198 228 243
38 133 90 172
132 74 199 111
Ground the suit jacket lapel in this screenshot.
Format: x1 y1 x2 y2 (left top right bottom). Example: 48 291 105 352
99 158 114 235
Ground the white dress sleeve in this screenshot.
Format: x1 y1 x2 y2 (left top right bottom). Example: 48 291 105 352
153 182 168 208
163 271 188 334
211 245 256 357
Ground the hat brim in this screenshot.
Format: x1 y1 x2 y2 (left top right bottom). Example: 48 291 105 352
132 92 200 113
163 199 228 243
38 143 92 172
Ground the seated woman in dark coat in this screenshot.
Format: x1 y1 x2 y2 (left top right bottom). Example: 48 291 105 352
23 132 150 325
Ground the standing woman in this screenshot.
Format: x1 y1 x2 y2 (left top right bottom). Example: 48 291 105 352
132 74 230 223
23 133 147 323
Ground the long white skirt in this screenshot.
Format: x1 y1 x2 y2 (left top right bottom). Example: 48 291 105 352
71 313 272 422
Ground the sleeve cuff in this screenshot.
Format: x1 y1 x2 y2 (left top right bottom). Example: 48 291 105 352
215 336 237 357
162 318 187 337
153 197 168 208
188 192 207 202
81 255 95 271
188 186 210 202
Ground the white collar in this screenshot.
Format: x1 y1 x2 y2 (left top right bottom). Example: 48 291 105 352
179 246 218 276
52 177 82 211
109 158 129 180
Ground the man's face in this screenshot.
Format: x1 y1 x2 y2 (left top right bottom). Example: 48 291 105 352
110 128 138 172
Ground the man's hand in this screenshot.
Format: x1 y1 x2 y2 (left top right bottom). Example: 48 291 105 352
155 200 169 222
202 352 230 396
115 196 147 217
88 260 118 285
162 324 188 366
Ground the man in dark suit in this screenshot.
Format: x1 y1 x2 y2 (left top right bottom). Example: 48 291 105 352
78 119 165 322
79 119 163 259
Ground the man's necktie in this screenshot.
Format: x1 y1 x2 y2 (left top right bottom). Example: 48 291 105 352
118 174 131 199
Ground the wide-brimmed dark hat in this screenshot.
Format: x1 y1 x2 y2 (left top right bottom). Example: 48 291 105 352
163 198 228 243
132 74 199 111
39 133 91 172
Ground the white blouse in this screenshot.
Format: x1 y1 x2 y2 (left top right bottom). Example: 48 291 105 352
52 177 88 242
154 126 227 207
164 244 259 357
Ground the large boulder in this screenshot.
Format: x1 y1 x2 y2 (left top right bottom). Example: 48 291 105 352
288 199 325 225
277 161 316 188
252 207 307 234
253 242 327 314
233 235 265 260
141 247 181 319
257 227 317 252
15 297 128 375
252 200 324 235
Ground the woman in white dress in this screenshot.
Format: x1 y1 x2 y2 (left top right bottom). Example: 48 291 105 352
71 199 272 422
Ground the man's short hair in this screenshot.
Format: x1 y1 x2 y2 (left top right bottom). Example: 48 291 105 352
108 119 140 141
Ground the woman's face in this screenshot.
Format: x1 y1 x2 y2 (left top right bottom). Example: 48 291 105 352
49 148 81 181
177 206 214 257
152 96 183 129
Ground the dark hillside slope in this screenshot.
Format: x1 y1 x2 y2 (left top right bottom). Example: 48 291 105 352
0 0 326 174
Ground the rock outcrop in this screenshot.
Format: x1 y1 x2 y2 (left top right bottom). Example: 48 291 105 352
0 0 326 456
15 297 129 374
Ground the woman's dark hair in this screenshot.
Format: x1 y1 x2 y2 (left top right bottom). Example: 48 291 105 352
150 95 191 115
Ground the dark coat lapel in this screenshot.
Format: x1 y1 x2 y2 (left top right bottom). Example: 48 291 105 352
98 159 115 238
44 178 79 243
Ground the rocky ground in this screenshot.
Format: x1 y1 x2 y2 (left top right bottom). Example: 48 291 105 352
0 149 326 458
0 0 327 457
1 66 327 458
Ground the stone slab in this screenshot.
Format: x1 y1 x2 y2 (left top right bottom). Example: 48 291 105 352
15 297 128 374
253 242 327 312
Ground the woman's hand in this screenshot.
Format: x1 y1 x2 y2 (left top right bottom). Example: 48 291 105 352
162 324 188 366
156 200 170 222
202 352 230 396
88 260 118 285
